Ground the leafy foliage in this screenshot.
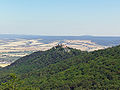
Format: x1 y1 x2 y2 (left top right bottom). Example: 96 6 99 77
0 73 21 90
0 45 120 89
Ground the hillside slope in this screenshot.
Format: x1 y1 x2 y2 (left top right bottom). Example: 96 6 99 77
0 45 120 90
1 45 83 74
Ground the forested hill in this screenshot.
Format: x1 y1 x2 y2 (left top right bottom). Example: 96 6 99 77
1 45 84 74
0 45 120 90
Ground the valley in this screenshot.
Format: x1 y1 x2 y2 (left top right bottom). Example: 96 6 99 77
0 1 119 89
0 38 107 67
0 35 120 67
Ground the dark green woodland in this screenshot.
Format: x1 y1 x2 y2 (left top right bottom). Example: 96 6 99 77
0 45 120 90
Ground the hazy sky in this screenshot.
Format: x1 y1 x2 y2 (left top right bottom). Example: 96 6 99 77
0 0 120 36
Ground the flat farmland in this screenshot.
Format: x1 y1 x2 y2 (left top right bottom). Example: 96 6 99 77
0 38 108 67
0 64 10 67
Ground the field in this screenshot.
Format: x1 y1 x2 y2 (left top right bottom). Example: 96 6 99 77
0 38 108 67
0 35 120 67
0 64 10 67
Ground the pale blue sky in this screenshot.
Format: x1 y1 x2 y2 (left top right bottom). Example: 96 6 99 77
0 0 120 36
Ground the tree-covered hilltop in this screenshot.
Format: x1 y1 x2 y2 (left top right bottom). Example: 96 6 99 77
2 44 83 74
0 45 120 90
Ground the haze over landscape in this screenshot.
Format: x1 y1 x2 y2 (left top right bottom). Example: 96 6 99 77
0 0 120 90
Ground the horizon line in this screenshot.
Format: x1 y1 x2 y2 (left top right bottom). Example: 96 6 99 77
0 33 120 37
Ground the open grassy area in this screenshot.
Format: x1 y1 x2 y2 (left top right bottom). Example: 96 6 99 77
0 64 10 67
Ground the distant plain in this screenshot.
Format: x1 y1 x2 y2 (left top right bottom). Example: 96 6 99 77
0 34 120 67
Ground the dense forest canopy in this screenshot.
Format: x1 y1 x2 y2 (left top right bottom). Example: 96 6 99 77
0 45 120 90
